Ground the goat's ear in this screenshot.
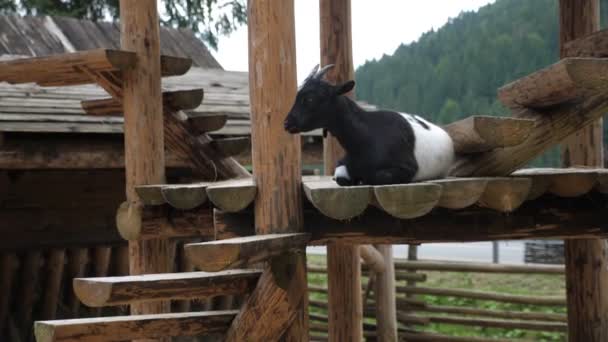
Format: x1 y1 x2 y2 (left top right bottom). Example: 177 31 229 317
334 80 355 96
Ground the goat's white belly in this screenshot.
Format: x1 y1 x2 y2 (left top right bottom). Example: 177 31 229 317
398 113 454 181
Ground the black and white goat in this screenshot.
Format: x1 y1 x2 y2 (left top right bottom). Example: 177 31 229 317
284 64 454 186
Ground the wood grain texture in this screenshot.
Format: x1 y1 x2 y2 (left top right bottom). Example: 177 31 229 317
160 182 208 210
34 311 238 342
513 167 600 197
188 114 228 133
205 137 250 158
373 245 398 342
81 89 204 116
429 178 488 209
303 176 370 220
205 178 256 212
477 177 532 212
41 249 66 320
372 183 442 219
418 304 567 323
562 28 608 58
443 116 535 153
0 254 18 336
559 3 608 342
73 269 261 307
184 233 310 272
359 245 385 273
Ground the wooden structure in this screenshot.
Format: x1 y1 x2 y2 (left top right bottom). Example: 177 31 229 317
0 0 598 341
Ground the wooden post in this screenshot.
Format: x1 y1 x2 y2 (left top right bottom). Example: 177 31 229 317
119 0 171 333
559 1 608 341
373 245 397 342
320 0 363 340
224 1 308 340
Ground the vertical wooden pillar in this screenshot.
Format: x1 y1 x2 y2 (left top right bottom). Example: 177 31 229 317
559 1 608 341
373 245 397 342
320 1 363 341
225 1 308 341
120 0 171 327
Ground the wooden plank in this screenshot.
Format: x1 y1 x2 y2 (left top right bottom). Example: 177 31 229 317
512 167 599 197
206 137 250 158
0 254 18 336
67 249 88 317
115 202 214 241
477 177 531 212
206 178 257 212
359 245 385 273
160 182 208 210
498 57 608 109
0 49 136 86
401 331 529 342
188 114 228 133
562 28 608 57
392 260 564 274
41 249 66 320
443 116 535 153
184 233 310 272
214 195 608 244
73 269 261 307
374 245 397 342
397 286 565 306
424 315 567 332
18 251 42 340
81 89 204 116
429 178 488 209
159 55 192 77
372 183 442 219
302 176 371 220
418 304 567 322
34 311 237 342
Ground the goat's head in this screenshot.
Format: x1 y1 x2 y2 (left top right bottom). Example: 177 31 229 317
284 64 355 134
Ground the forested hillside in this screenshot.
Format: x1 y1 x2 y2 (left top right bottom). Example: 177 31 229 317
354 0 608 166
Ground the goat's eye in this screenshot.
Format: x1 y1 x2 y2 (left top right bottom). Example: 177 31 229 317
302 97 313 105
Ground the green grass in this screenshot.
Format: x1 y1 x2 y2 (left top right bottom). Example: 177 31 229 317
306 254 567 341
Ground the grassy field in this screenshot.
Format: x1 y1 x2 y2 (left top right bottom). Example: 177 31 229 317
306 254 567 341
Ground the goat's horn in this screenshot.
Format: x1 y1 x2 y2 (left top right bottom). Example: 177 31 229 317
315 64 335 80
302 64 320 83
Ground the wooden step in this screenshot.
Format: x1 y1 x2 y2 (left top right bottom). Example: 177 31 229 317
0 49 191 87
428 178 489 209
73 269 261 307
443 116 535 153
512 167 601 197
206 137 250 158
372 183 442 219
185 233 310 272
302 176 371 220
189 114 228 133
206 178 257 212
34 310 237 342
81 89 204 116
498 57 608 109
478 177 532 212
562 28 608 58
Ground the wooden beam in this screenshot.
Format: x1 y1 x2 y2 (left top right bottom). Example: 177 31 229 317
188 114 228 133
184 233 310 272
160 183 208 210
372 183 442 219
0 253 18 336
214 195 608 244
443 116 535 153
418 304 567 323
424 315 567 332
115 202 214 241
81 89 204 116
513 168 601 197
206 137 250 158
34 311 238 342
428 178 488 209
225 0 307 340
359 245 385 273
392 260 564 274
18 251 42 339
302 176 370 220
562 28 608 57
477 177 531 212
73 269 261 307
206 178 257 212
559 3 608 342
120 0 170 323
400 331 516 342
41 249 66 320
373 245 397 342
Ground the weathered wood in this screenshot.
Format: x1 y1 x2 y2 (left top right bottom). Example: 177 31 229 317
513 168 600 197
397 285 565 306
161 183 208 210
396 312 430 326
395 272 427 282
359 245 385 273
372 183 442 219
393 260 564 274
443 116 535 153
92 247 112 316
477 177 531 212
67 249 88 317
115 202 214 241
429 178 488 209
401 331 527 342
188 114 228 133
184 233 310 272
18 252 42 340
0 253 18 336
418 304 567 322
34 311 237 342
159 55 192 77
374 245 397 342
303 176 370 220
81 89 204 116
120 0 171 324
424 315 567 332
562 28 608 57
559 4 608 342
73 269 260 307
42 249 66 320
206 137 250 158
206 178 256 212
498 58 608 109
214 195 608 244
0 49 136 86
599 171 608 193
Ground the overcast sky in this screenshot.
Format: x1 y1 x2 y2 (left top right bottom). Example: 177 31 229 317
211 0 496 82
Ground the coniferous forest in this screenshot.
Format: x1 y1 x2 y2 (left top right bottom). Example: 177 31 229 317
354 0 608 166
